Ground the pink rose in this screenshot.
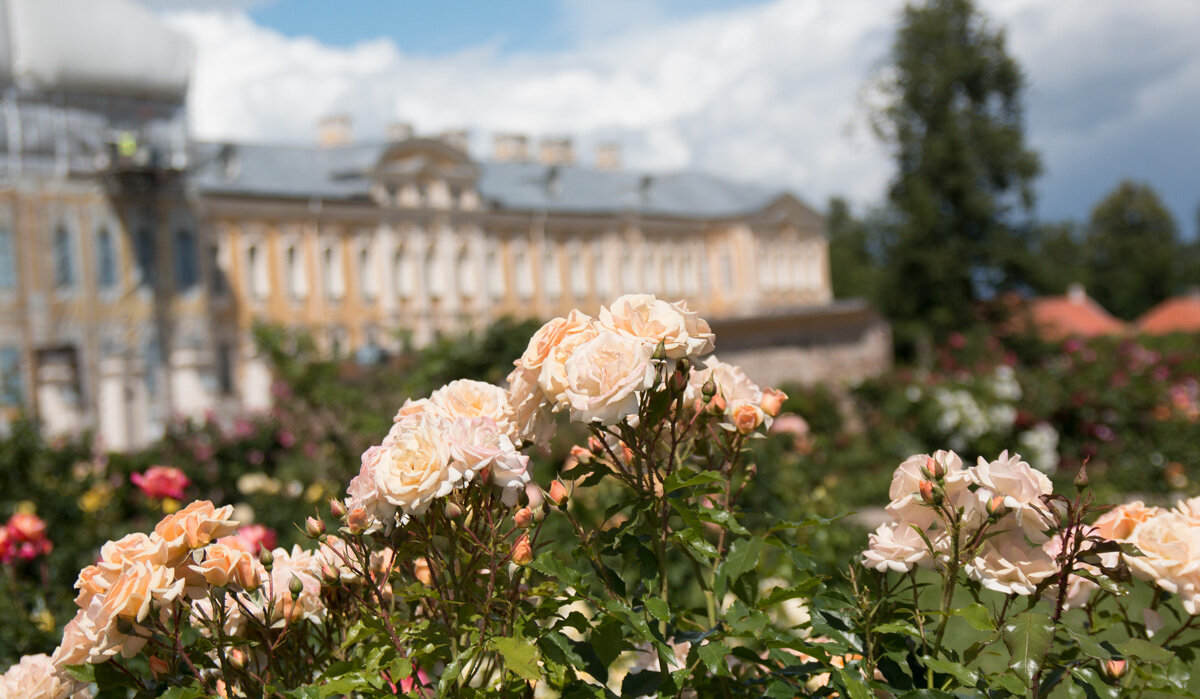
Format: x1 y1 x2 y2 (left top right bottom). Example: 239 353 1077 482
130 466 191 500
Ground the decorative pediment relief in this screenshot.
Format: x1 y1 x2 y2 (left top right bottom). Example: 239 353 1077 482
749 193 826 235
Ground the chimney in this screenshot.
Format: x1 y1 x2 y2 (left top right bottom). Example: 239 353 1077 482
439 129 470 153
492 133 529 162
1067 282 1087 304
539 137 575 166
595 142 621 170
317 114 352 147
386 121 414 141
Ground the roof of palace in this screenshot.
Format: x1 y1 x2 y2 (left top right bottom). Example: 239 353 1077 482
1028 289 1127 340
188 140 795 220
1136 292 1200 336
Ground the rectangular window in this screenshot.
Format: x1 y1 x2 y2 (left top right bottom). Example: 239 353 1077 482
323 244 344 300
54 225 75 288
0 346 22 405
135 226 156 288
209 245 226 296
0 229 15 290
246 245 269 300
216 342 234 395
286 245 307 300
97 227 117 290
174 228 199 291
359 247 377 302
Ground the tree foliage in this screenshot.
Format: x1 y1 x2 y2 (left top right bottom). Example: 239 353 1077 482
874 0 1041 343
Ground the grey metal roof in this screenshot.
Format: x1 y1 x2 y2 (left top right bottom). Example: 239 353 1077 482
189 140 786 219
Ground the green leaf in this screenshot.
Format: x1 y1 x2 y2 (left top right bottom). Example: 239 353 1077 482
1116 638 1174 665
1064 626 1118 661
722 537 763 582
835 668 873 699
663 469 725 494
644 597 670 624
61 664 95 684
1067 667 1120 699
953 603 996 632
159 688 205 699
921 656 979 687
622 670 665 696
1003 612 1055 686
493 635 542 682
873 621 923 639
697 642 730 676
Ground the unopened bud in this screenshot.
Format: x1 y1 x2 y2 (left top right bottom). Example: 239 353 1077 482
587 436 605 453
114 617 134 635
512 534 533 566
927 456 946 480
345 507 371 533
305 516 326 539
675 357 692 374
229 648 246 669
288 575 304 597
444 501 463 519
986 495 1006 520
760 388 787 418
701 378 716 401
524 482 545 510
514 507 534 528
413 557 433 586
707 393 726 415
1074 465 1090 490
329 498 347 519
918 480 940 505
1102 658 1126 679
548 479 570 507
670 369 688 393
652 341 667 362
259 548 274 570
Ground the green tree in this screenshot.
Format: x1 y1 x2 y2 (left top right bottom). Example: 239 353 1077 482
873 0 1041 345
1084 180 1180 319
826 196 883 300
1023 221 1087 295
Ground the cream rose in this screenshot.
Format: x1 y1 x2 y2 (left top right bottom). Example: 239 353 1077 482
266 546 325 624
0 654 86 699
518 309 594 372
506 366 554 446
153 500 239 564
599 294 714 359
537 317 600 407
968 451 1055 542
884 451 967 530
862 521 931 573
562 332 656 425
1126 511 1200 614
346 444 389 522
373 421 456 516
430 379 516 436
965 531 1058 596
52 596 121 667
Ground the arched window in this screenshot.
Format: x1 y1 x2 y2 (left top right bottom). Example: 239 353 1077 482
96 227 117 290
246 244 268 300
54 225 75 288
175 228 198 291
425 245 442 299
542 244 560 300
286 244 307 300
457 246 475 298
394 245 413 300
359 245 377 302
322 243 344 300
514 243 533 300
135 224 156 288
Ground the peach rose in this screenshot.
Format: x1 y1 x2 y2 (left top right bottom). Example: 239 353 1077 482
968 451 1055 542
884 451 968 530
760 388 787 417
0 653 86 699
101 559 184 623
189 542 264 590
517 309 594 373
562 331 656 425
74 533 171 608
266 546 325 624
731 402 765 434
374 421 455 516
153 501 239 564
598 294 714 360
965 530 1058 596
1093 500 1159 541
346 444 386 519
52 596 122 667
862 522 931 573
412 557 433 586
430 379 516 436
536 317 600 407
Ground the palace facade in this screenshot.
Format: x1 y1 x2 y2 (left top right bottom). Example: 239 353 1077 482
0 0 888 450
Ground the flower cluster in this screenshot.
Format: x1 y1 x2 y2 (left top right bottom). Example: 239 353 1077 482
864 450 1064 596
0 654 87 699
1095 497 1200 614
0 511 52 564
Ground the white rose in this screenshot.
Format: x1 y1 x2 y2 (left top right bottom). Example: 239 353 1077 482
373 421 455 516
968 451 1055 542
562 332 656 425
443 416 517 479
965 530 1058 596
599 294 714 359
430 379 516 437
685 355 762 405
884 451 967 529
0 654 85 699
862 521 931 573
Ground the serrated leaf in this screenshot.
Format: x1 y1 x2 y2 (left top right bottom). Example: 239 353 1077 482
921 656 978 687
159 688 205 699
723 537 763 582
1116 638 1173 665
1003 612 1055 686
697 642 730 676
622 669 664 696
644 597 670 624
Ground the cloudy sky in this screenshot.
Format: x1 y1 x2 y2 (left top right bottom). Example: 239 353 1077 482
144 0 1200 230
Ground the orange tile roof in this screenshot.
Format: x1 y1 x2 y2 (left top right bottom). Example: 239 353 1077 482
1137 294 1200 335
1028 294 1127 340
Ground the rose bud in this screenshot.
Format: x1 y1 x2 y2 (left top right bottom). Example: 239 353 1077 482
587 436 605 453
652 340 667 362
413 557 433 586
548 479 570 507
670 369 689 393
927 456 946 480
1102 659 1126 679
1074 465 1090 490
305 517 326 539
570 445 593 463
986 495 1006 520
329 499 348 519
514 507 534 528
918 480 937 505
229 648 246 669
512 534 533 566
444 502 463 519
760 388 787 418
707 393 726 415
259 547 274 571
288 575 304 597
346 507 371 533
701 378 716 401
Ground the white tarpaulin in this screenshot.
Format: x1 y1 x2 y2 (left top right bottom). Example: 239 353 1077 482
0 0 190 100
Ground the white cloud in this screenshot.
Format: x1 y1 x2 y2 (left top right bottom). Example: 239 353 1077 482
162 0 1200 224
